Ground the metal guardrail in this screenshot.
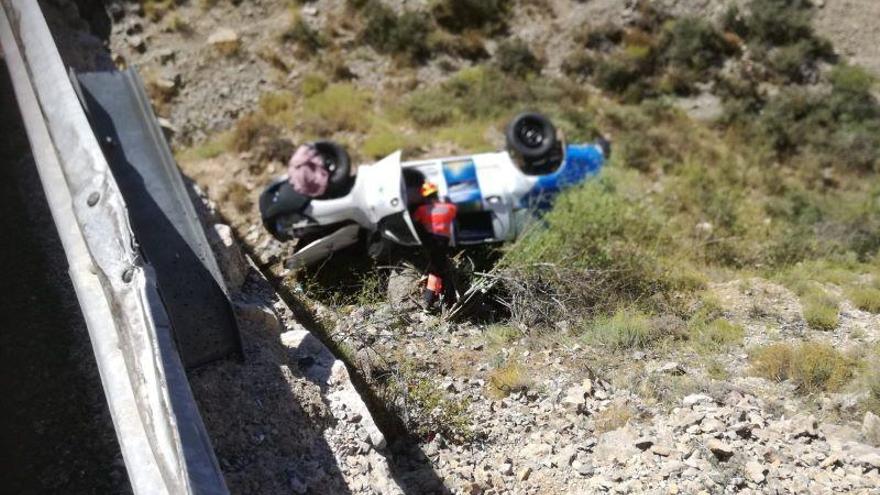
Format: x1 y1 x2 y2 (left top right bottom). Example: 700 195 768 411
0 1 228 493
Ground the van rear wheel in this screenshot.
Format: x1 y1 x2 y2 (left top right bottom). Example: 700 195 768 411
505 112 561 175
312 140 353 198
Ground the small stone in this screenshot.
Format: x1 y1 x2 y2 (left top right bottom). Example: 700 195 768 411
562 385 587 411
572 459 587 475
744 461 766 483
706 439 734 461
499 462 513 476
682 393 713 407
207 27 240 54
554 446 578 467
651 444 673 457
700 418 724 434
156 48 176 64
675 411 705 430
128 35 146 53
659 362 686 375
634 437 654 451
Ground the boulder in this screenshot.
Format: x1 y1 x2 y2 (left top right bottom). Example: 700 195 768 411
595 425 639 464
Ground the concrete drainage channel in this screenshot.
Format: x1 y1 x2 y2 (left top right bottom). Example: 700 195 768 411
0 1 405 493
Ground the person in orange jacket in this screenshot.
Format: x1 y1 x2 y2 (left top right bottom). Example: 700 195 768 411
412 181 457 309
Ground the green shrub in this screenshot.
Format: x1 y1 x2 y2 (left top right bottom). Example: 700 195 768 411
662 17 732 72
300 73 328 97
750 80 880 171
768 38 833 83
432 0 509 33
584 308 659 350
485 325 521 347
593 56 644 96
391 362 472 441
802 289 840 330
495 39 542 78
362 127 410 159
561 51 597 80
404 89 456 127
751 341 856 393
362 3 431 62
300 83 372 134
403 66 534 127
690 319 745 352
281 12 326 55
744 0 816 47
849 287 880 313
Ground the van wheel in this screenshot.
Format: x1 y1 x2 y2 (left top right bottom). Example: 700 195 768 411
313 140 353 198
506 112 557 162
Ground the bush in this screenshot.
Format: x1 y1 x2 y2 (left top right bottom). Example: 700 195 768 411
495 39 542 78
751 79 880 171
362 3 431 62
744 0 815 47
488 362 531 398
300 83 372 134
848 287 880 313
561 51 597 80
281 12 326 56
230 114 278 153
584 308 659 350
689 319 745 352
390 361 472 441
432 0 509 33
751 341 856 393
768 38 833 83
801 289 840 330
300 73 328 97
662 17 732 72
403 66 533 127
404 89 456 127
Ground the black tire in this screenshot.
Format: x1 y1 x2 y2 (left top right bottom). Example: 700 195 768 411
505 112 557 161
312 140 353 198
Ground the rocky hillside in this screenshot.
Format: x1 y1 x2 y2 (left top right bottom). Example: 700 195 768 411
90 0 880 494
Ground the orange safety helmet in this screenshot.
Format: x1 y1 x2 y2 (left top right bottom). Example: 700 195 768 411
421 181 439 198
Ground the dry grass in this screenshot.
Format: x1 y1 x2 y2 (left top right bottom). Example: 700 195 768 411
222 182 252 214
487 362 531 398
751 341 857 394
593 403 635 433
